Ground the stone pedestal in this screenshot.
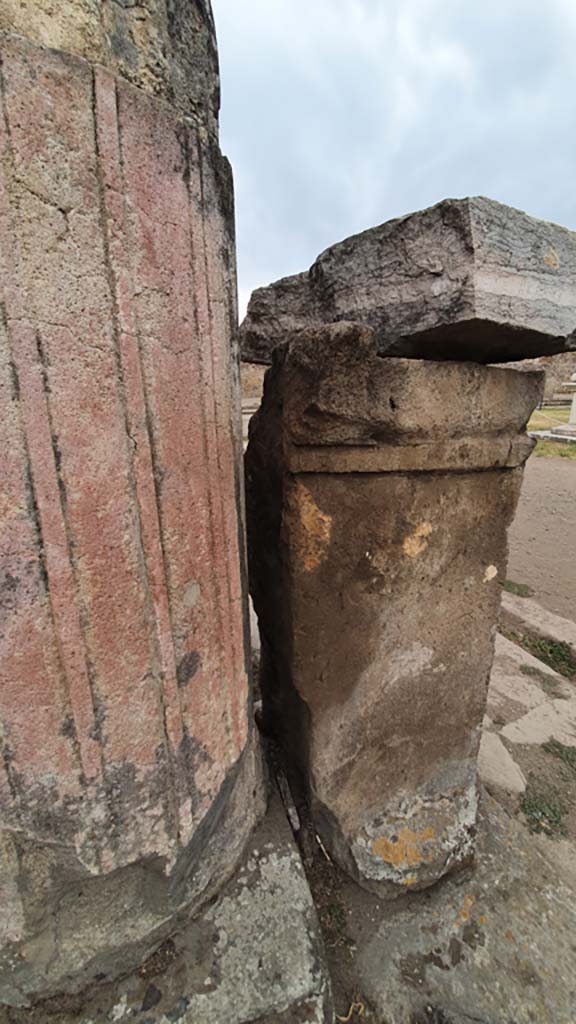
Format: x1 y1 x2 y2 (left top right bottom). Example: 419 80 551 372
246 322 543 897
0 18 263 1008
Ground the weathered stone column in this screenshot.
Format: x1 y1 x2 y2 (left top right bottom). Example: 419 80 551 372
246 322 542 897
0 2 263 1007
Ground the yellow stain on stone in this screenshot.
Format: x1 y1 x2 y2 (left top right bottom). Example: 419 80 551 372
544 247 560 270
372 826 435 869
458 894 477 922
402 522 433 558
291 481 333 573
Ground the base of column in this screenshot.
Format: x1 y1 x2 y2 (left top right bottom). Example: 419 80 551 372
0 737 265 1009
339 782 478 898
3 790 332 1024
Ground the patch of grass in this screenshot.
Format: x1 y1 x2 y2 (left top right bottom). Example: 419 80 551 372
520 664 568 699
528 406 570 431
520 663 555 682
533 439 576 459
542 739 576 775
502 579 533 598
521 783 567 836
527 637 576 679
323 900 347 933
502 627 576 680
319 896 355 953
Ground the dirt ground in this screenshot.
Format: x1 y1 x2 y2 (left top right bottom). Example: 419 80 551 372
507 454 576 622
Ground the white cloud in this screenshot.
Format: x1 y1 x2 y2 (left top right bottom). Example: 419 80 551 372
214 0 576 305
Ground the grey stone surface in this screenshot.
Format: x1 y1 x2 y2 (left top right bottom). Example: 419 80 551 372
488 633 574 714
501 591 576 660
350 793 576 1024
0 791 332 1024
477 731 526 795
0 736 266 1010
246 321 542 900
239 197 576 364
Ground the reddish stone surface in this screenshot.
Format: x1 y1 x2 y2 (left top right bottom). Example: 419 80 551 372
0 33 261 1003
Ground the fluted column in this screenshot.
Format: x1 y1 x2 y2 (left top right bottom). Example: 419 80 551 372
0 4 263 1007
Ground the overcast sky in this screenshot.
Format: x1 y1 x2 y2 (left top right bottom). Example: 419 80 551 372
213 0 576 315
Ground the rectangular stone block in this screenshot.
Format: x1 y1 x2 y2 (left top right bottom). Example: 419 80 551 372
246 322 543 897
240 197 576 364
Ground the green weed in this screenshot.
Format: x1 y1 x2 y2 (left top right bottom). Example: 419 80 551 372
502 580 533 598
521 784 567 836
502 628 576 680
542 739 576 775
519 664 567 699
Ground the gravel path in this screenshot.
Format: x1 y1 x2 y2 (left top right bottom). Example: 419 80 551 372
508 454 576 622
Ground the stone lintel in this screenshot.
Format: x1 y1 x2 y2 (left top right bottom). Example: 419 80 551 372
240 196 576 364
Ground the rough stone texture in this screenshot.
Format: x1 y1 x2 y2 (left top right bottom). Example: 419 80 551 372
246 322 543 898
348 792 576 1024
239 197 576 364
0 0 220 133
0 792 333 1024
0 30 263 1007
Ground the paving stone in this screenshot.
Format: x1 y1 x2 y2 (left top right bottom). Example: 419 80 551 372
349 793 576 1023
501 592 576 659
478 732 526 795
488 634 572 719
500 700 576 746
0 792 332 1024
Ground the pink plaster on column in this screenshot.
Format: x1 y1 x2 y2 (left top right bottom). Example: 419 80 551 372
0 32 261 1002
